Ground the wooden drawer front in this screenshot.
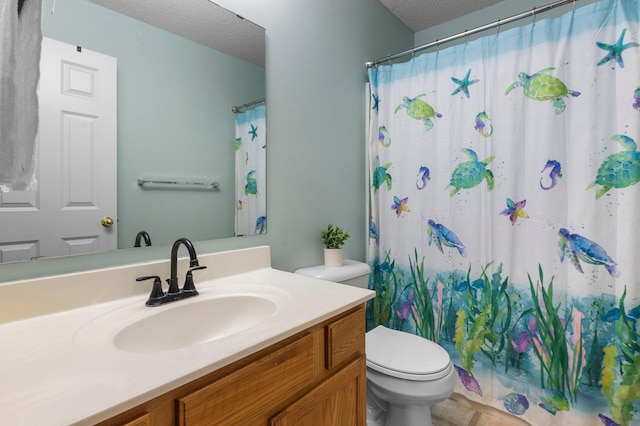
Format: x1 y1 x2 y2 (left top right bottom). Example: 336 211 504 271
120 413 151 426
325 307 365 370
270 355 367 426
177 333 316 426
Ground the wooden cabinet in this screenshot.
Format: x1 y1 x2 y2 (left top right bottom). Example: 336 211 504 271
98 305 366 426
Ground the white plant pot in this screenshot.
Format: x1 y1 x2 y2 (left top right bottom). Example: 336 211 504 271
324 248 343 267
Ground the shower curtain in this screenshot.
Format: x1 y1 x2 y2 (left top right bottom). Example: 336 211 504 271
366 0 639 424
0 0 42 191
235 104 266 236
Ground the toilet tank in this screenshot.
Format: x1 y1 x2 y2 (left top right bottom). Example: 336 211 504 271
294 260 371 289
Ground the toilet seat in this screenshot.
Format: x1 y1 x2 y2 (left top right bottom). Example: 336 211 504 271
366 325 452 381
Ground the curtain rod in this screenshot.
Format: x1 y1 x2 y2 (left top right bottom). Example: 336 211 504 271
365 0 578 68
231 97 266 113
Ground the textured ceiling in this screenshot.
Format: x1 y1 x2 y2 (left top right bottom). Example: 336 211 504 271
88 0 265 67
88 0 508 68
378 0 507 32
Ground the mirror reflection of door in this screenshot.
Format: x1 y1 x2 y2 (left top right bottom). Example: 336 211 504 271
0 38 117 262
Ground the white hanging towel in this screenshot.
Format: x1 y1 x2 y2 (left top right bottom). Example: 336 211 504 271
0 0 42 190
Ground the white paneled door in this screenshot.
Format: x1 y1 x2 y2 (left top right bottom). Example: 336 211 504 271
0 37 117 262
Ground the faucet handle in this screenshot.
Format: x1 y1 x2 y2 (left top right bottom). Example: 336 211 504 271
136 275 165 305
183 265 207 293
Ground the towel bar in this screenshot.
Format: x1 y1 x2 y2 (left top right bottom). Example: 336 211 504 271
137 178 219 189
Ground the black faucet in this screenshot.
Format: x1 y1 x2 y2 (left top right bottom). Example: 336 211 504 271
168 237 202 294
136 237 207 306
134 231 152 247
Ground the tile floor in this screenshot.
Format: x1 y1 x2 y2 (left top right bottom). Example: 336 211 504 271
432 393 532 426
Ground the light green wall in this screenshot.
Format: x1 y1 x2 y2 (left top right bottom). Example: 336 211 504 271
0 0 412 281
233 0 414 272
42 0 265 248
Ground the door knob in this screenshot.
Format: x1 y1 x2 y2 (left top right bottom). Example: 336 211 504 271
101 216 115 227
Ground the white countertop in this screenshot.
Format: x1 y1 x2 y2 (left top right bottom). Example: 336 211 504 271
0 247 374 425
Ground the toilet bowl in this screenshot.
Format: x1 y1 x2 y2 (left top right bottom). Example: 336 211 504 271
366 325 455 426
295 260 456 426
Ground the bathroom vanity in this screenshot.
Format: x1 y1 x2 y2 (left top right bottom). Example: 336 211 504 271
0 246 374 425
101 305 366 425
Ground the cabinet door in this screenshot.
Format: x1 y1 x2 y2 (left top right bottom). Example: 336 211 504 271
270 355 366 426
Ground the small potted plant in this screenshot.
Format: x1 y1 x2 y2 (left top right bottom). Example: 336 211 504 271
321 224 350 267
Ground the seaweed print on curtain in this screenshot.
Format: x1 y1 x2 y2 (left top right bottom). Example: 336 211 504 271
235 105 266 236
367 0 640 424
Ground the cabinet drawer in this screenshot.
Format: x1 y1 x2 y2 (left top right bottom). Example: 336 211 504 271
120 413 151 426
177 333 316 425
325 307 365 370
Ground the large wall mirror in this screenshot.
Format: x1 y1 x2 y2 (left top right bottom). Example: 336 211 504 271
0 0 266 264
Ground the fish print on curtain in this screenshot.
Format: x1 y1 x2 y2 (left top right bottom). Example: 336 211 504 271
366 0 639 424
234 104 266 236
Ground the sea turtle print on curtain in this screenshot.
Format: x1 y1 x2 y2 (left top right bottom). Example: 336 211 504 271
366 0 640 424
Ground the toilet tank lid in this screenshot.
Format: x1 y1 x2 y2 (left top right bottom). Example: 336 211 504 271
366 326 451 376
294 260 371 282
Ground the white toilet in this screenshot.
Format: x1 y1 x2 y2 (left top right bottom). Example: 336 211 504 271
295 260 456 426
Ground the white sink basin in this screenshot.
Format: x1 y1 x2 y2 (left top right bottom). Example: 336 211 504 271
73 290 280 354
114 295 277 353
